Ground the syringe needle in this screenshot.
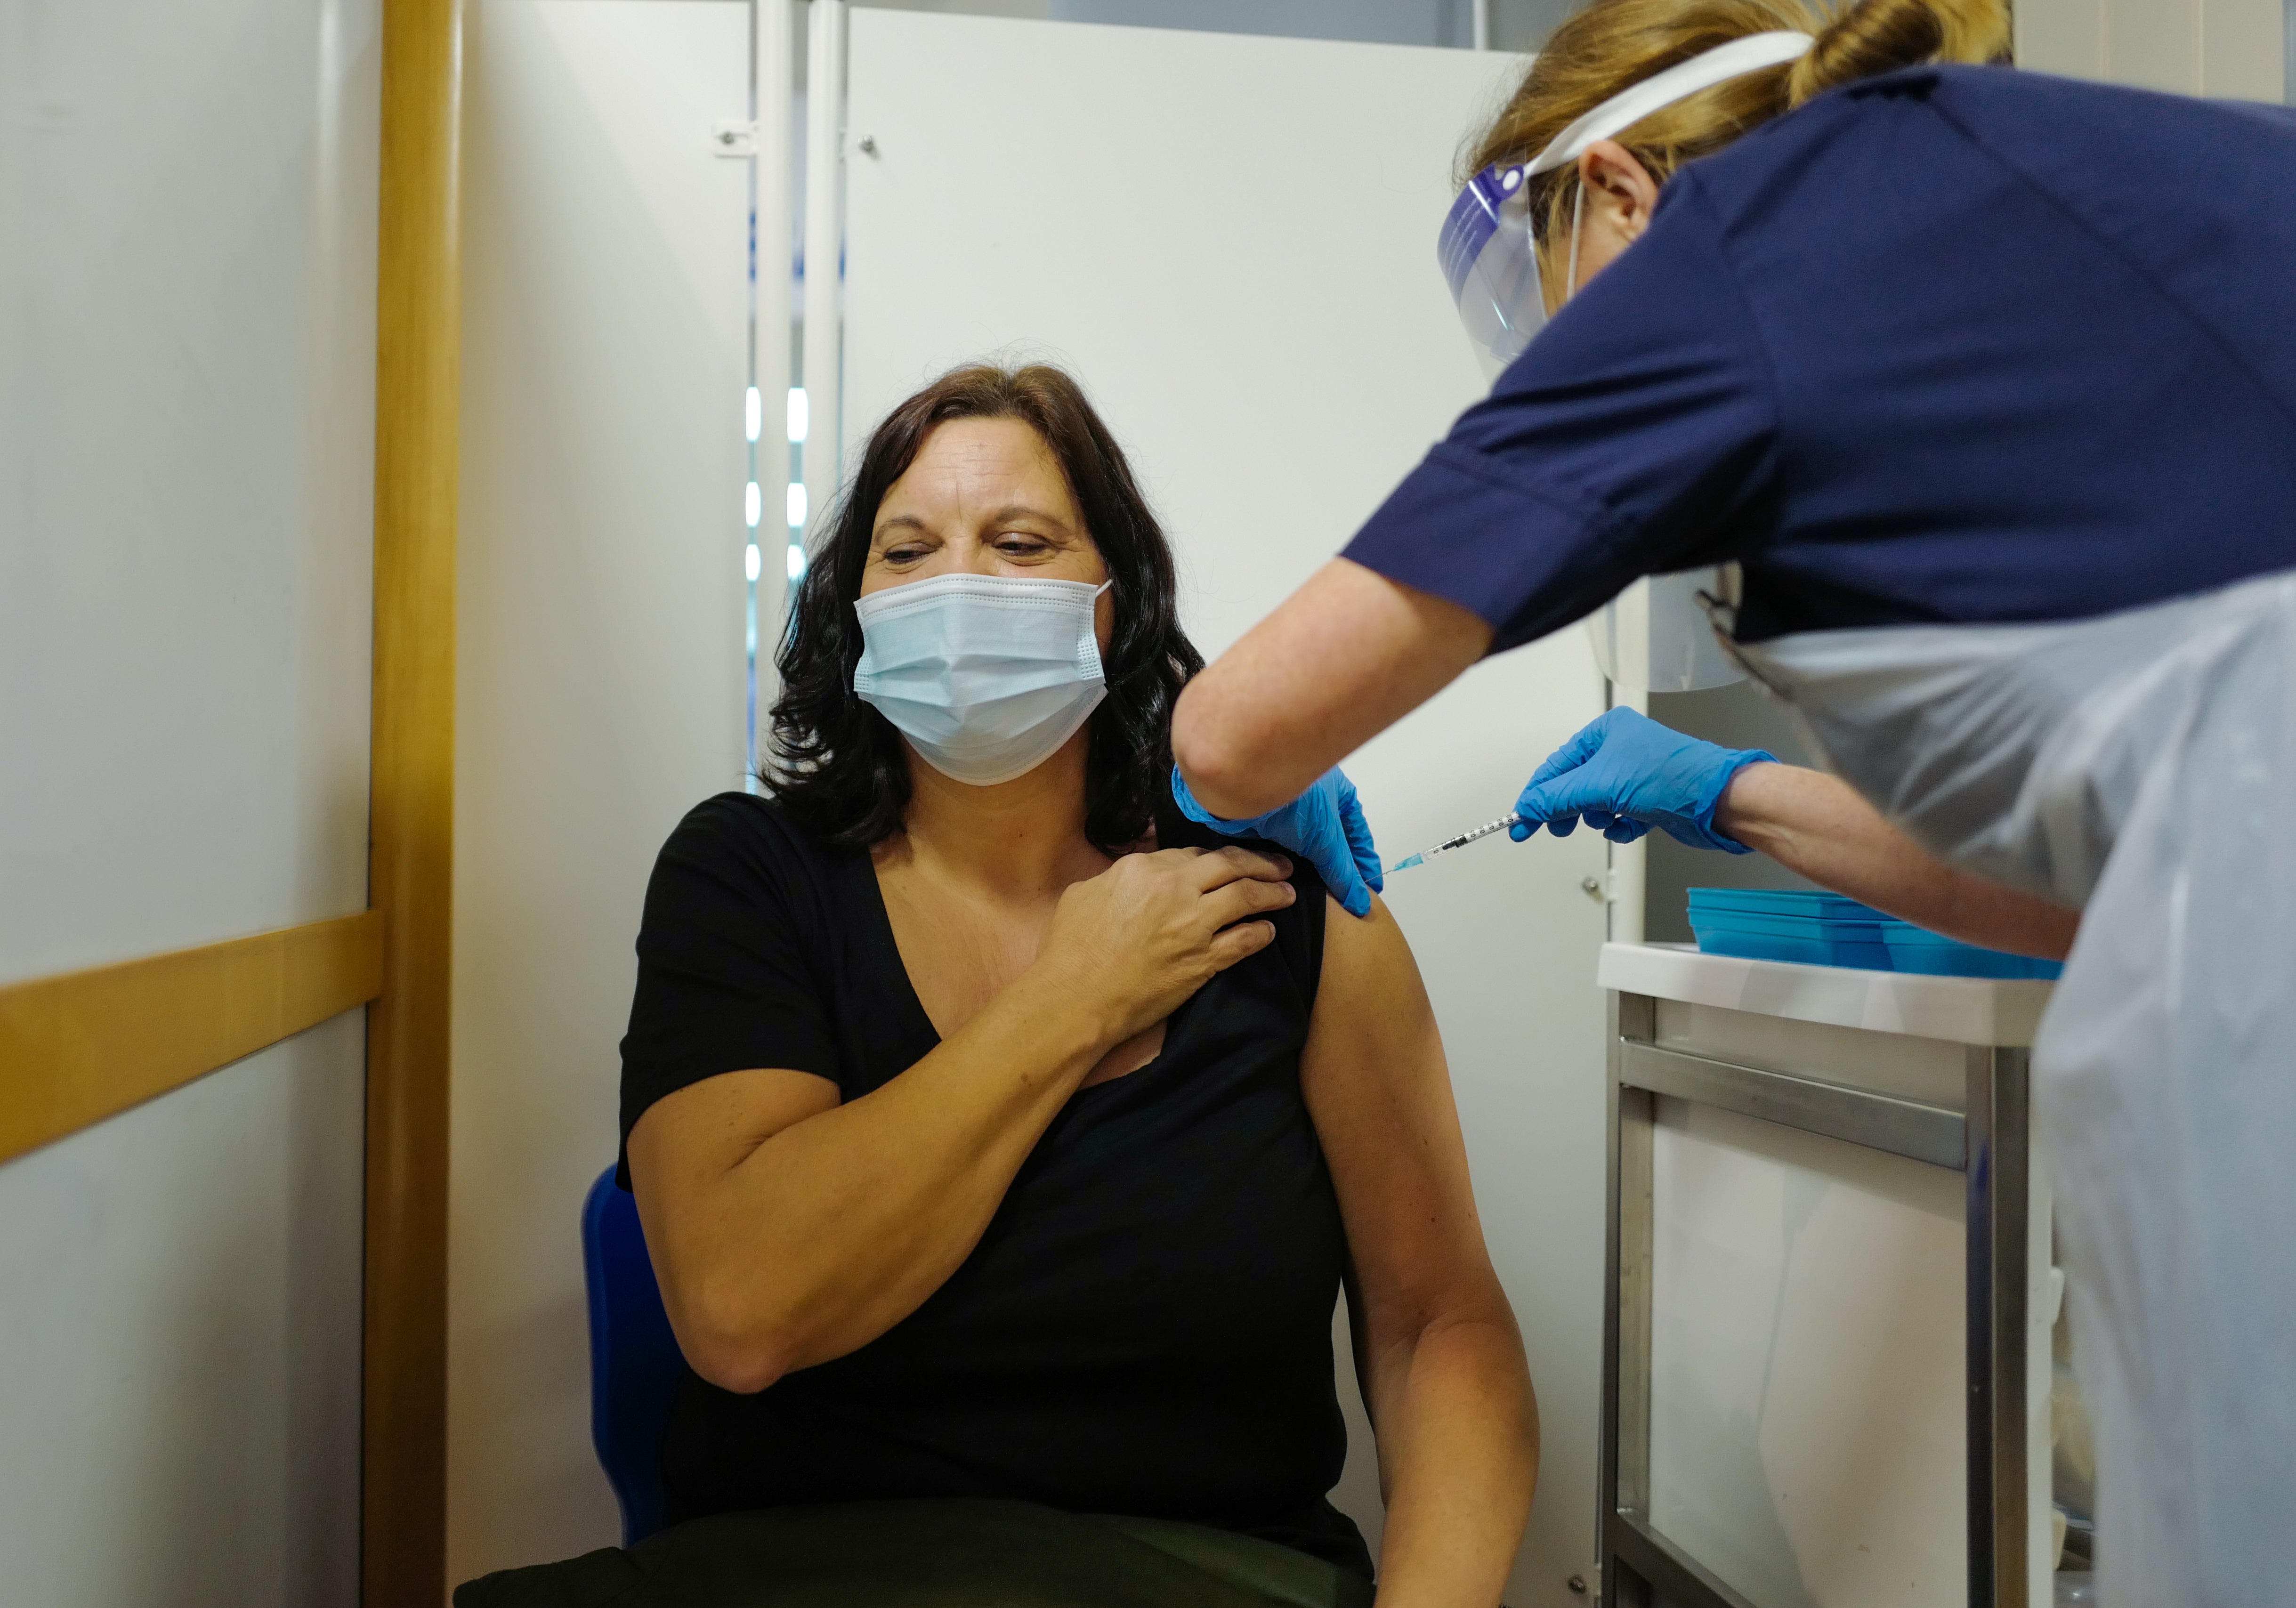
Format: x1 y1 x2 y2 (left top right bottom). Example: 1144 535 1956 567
1384 813 1520 876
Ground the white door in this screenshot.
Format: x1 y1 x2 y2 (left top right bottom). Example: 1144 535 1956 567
841 15 1611 1605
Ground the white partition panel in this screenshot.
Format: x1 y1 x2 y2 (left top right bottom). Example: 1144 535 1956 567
1648 1100 1968 1608
0 0 379 1600
843 16 1611 1604
455 0 758 1583
0 1 380 985
0 1018 367 1607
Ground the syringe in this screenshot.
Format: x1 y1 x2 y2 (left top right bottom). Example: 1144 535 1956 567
1384 813 1521 875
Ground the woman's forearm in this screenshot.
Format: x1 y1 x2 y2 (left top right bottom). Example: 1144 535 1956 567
1716 762 2079 960
648 963 1113 1392
1365 1312 1538 1608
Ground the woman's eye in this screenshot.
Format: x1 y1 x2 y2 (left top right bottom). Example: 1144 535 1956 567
882 546 927 565
995 534 1050 556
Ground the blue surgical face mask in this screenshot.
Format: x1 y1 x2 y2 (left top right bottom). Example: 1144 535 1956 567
852 572 1112 786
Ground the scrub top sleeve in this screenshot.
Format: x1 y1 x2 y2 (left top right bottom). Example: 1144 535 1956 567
1342 175 1781 653
619 797 841 1168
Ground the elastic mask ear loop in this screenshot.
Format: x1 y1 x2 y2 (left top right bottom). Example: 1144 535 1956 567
1565 178 1587 302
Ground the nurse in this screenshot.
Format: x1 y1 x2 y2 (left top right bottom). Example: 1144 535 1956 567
1167 0 2296 1604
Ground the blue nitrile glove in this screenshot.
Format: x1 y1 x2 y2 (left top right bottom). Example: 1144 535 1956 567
1509 708 1774 853
1171 764 1382 917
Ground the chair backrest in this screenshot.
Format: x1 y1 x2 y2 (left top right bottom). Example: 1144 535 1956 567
580 1164 686 1547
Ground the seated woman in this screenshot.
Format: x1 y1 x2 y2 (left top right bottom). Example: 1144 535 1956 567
461 364 1535 1608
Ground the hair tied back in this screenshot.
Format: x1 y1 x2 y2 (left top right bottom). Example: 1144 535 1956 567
1787 0 2008 105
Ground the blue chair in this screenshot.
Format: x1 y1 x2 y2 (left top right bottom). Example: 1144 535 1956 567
580 1164 687 1546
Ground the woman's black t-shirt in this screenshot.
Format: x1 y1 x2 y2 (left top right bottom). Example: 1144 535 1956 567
617 791 1369 1579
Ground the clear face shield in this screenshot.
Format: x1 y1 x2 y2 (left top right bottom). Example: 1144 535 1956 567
1438 164 1548 386
1437 31 1815 692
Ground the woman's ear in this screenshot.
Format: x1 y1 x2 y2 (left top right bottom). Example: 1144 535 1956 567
1576 138 1662 245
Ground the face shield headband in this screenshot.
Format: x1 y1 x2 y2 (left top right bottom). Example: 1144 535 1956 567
1439 30 1814 379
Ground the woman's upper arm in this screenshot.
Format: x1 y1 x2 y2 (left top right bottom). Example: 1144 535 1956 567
620 801 844 1267
1171 560 1489 817
1301 892 1508 1340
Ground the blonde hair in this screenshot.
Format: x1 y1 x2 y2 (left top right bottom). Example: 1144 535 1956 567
1471 0 2008 267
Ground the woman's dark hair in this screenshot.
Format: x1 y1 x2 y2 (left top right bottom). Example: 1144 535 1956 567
765 363 1202 853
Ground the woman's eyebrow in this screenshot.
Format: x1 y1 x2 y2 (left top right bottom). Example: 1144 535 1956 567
872 506 1075 546
983 504 1077 533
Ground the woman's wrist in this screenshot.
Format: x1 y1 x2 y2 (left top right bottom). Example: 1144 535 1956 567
1711 758 1783 849
996 955 1128 1079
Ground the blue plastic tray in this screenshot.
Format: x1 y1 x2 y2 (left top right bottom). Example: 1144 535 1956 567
1687 887 2062 979
1881 924 2062 981
1688 906 1893 970
1688 888 1886 922
1689 908 1886 940
1690 923 1896 970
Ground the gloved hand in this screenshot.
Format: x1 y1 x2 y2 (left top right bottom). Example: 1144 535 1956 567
1509 707 1774 853
1171 764 1382 918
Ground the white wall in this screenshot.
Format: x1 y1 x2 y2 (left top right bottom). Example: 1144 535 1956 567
841 16 1611 1606
2016 0 2284 100
453 0 758 1584
857 0 1580 53
0 0 380 1600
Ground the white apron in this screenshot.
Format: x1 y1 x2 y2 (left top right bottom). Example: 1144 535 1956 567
1731 568 2296 1608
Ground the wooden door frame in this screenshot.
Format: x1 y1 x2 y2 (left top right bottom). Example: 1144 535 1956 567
368 0 462 1600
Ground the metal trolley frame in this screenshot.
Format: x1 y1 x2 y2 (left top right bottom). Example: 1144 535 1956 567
1597 990 2031 1608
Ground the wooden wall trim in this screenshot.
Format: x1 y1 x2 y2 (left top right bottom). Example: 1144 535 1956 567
369 0 461 1601
0 913 386 1168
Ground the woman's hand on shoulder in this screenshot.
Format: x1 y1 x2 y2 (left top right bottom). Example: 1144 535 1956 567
1031 845 1297 1044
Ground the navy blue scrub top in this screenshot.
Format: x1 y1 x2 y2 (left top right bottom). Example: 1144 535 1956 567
1344 65 2296 648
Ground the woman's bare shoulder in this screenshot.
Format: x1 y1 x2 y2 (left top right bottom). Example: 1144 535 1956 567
1314 890 1430 1014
